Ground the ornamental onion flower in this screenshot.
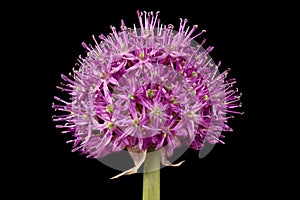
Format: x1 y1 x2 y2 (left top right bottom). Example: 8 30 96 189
53 10 242 200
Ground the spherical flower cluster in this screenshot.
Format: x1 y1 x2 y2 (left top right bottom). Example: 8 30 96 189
53 11 242 161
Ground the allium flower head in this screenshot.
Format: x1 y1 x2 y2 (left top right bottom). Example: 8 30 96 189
53 11 242 168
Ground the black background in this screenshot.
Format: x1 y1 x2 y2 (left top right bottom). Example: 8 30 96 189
10 0 292 199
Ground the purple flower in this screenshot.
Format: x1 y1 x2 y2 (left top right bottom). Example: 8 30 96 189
53 11 242 166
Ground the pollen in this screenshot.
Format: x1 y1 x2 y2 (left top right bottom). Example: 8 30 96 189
132 119 139 127
82 114 89 119
129 93 136 100
170 97 177 104
151 106 161 116
191 71 197 77
106 121 115 130
139 51 145 59
146 89 156 98
99 72 105 78
106 104 114 114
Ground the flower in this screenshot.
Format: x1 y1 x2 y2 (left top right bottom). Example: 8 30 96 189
53 11 242 174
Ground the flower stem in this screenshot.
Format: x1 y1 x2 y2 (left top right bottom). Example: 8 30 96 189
142 150 160 200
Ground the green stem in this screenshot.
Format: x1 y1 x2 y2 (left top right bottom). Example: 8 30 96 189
142 151 160 200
